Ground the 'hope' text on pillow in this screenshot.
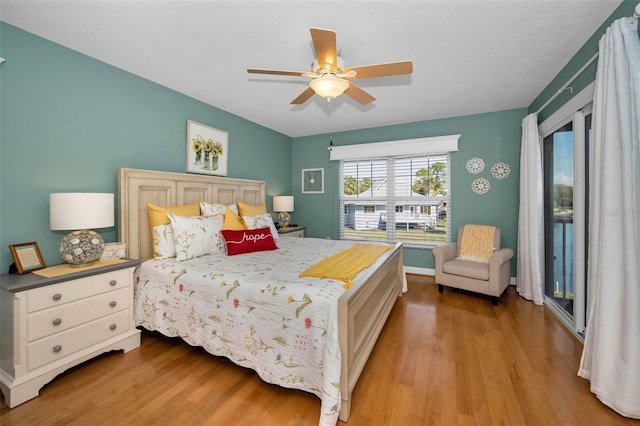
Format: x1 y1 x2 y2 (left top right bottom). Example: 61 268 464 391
221 227 278 255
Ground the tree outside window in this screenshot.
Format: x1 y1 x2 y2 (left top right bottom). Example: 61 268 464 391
412 162 447 196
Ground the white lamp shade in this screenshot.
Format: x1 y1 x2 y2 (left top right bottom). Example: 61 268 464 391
50 193 115 230
309 74 349 100
273 195 294 212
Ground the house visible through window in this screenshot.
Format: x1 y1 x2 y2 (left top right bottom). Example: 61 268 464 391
339 154 451 247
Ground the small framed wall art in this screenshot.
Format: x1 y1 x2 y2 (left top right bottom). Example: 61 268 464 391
302 168 324 194
186 120 229 176
9 241 46 274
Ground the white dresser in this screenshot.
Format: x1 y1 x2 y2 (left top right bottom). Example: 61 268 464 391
0 260 141 408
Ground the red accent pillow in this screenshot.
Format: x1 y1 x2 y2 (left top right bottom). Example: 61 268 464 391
221 227 278 255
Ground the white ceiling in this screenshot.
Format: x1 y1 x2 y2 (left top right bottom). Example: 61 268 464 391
0 1 622 138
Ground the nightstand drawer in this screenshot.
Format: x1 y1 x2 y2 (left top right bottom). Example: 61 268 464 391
26 269 131 313
27 309 131 371
28 287 130 342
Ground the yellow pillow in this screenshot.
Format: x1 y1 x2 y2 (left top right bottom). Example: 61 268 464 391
223 208 246 230
147 203 200 258
148 203 200 227
237 201 267 217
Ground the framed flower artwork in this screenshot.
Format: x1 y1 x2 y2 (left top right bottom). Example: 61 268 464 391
186 120 228 176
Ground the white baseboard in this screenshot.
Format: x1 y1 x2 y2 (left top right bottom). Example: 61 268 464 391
404 266 434 276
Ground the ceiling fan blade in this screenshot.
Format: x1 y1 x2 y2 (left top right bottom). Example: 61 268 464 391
310 28 337 71
344 61 413 79
344 82 376 105
247 68 306 77
290 87 316 105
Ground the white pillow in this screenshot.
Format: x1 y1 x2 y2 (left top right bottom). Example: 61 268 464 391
168 213 225 261
242 213 279 240
200 201 239 217
151 224 176 259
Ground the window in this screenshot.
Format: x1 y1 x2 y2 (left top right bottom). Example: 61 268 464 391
330 135 459 247
339 153 451 247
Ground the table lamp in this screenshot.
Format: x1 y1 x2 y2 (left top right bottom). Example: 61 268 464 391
273 195 294 228
50 193 114 267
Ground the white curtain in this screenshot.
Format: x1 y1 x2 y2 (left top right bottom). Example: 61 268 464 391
578 17 640 419
516 113 545 305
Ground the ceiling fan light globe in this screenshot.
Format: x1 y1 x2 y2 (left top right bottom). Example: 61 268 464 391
309 74 349 101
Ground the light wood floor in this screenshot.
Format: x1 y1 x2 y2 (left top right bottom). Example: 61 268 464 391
2 275 637 425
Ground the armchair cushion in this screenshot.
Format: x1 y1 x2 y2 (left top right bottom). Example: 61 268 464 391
442 259 489 280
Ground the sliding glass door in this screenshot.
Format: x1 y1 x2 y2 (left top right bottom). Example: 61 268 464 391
544 123 575 315
542 109 591 336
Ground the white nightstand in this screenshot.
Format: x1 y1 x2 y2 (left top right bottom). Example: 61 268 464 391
278 226 305 238
0 260 141 408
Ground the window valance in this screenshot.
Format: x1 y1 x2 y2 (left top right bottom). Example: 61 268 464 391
329 134 460 161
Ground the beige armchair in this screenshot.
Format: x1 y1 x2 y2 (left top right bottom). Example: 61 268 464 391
433 225 514 305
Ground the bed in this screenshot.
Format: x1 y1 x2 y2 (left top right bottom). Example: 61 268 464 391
118 168 404 425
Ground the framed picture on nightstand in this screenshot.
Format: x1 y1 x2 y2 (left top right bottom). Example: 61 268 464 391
302 168 324 194
8 241 46 274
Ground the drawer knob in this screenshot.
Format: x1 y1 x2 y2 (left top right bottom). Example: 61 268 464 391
52 293 62 301
53 345 62 353
109 324 117 331
52 318 62 326
109 301 117 308
109 279 117 286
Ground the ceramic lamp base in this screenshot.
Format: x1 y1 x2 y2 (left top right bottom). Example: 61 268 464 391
59 229 105 267
277 211 291 228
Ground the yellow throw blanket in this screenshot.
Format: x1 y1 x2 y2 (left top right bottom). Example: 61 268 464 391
457 224 496 263
300 243 394 289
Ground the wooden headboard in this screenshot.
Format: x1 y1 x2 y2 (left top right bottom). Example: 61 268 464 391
118 168 266 260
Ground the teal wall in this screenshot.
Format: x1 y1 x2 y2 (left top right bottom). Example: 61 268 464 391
2 1 634 274
292 108 525 270
530 1 637 119
0 23 292 271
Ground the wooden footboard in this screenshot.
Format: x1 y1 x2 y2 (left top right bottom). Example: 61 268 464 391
338 242 403 421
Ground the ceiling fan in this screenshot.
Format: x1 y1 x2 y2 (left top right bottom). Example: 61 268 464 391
247 28 413 105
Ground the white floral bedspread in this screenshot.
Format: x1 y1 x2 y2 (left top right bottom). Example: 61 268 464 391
134 237 379 426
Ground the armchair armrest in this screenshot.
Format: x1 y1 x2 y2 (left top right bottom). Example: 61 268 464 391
433 243 457 283
432 243 457 262
489 248 514 267
488 248 514 297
